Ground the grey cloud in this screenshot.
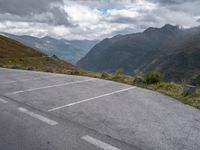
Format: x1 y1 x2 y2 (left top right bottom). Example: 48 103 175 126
0 0 62 16
108 17 138 24
147 0 198 5
108 14 158 25
66 0 198 6
167 1 200 16
0 0 199 40
0 0 71 26
112 27 137 35
48 7 71 26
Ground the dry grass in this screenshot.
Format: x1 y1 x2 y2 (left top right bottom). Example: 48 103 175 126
136 82 200 109
0 35 73 73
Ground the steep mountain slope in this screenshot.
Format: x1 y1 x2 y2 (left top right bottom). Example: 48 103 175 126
0 33 98 64
138 26 200 80
0 35 73 72
78 24 200 81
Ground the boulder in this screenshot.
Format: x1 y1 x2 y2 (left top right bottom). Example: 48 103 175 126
101 72 109 78
133 76 144 84
183 84 197 95
70 67 79 75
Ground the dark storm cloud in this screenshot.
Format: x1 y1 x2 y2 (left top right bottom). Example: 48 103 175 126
0 0 62 16
147 0 197 4
47 7 71 26
0 0 61 16
0 0 71 26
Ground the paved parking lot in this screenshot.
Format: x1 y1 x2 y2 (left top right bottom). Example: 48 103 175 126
1 68 200 150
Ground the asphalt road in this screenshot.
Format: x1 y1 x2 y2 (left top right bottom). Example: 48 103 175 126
0 68 200 150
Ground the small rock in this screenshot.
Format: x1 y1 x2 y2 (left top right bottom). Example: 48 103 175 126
183 84 197 96
133 76 144 83
11 64 20 69
101 72 109 78
70 67 79 75
51 54 59 59
46 68 53 73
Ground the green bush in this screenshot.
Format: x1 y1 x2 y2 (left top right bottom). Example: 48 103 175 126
144 71 161 84
27 67 33 70
190 74 200 86
112 69 123 80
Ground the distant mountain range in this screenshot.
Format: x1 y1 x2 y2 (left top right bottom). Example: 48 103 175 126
0 32 98 64
78 24 200 81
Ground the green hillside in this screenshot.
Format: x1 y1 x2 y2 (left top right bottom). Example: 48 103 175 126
0 35 73 73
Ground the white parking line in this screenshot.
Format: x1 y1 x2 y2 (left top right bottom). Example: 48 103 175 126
18 107 58 126
48 86 136 112
7 78 96 95
0 68 67 77
82 135 121 150
0 98 8 103
0 75 65 84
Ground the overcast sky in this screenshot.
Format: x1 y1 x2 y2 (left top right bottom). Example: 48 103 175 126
0 0 200 40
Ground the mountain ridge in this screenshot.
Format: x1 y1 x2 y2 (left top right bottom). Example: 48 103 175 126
78 24 200 81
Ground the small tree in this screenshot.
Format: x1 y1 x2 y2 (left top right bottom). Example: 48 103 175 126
144 71 161 84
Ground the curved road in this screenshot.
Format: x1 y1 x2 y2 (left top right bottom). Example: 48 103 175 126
0 68 200 150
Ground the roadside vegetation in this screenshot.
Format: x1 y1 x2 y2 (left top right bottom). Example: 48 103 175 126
1 58 200 109
80 69 200 109
82 70 200 109
1 34 199 109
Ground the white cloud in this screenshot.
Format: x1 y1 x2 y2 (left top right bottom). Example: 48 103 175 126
0 0 199 40
64 4 101 25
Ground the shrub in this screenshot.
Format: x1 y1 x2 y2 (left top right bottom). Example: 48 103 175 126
27 67 33 70
190 74 200 86
112 69 123 80
144 71 161 84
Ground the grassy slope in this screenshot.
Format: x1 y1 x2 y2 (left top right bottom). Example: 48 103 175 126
0 35 73 73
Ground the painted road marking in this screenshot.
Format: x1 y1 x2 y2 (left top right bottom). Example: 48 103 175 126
0 75 65 84
82 135 121 150
7 78 96 95
18 107 58 126
0 68 67 77
48 86 136 112
0 98 8 103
